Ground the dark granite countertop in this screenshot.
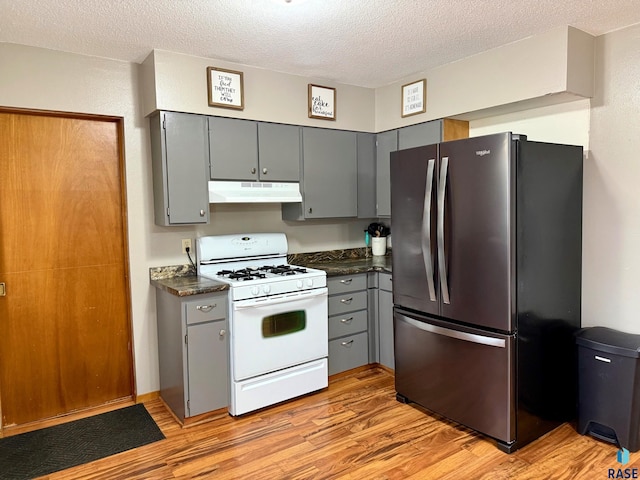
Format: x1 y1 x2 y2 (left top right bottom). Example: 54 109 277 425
295 254 392 277
149 248 391 296
150 265 228 297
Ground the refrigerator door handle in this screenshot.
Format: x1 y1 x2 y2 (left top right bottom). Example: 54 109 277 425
437 156 451 304
401 315 506 348
421 158 437 302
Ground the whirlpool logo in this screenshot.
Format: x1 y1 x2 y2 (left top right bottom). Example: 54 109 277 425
608 448 638 478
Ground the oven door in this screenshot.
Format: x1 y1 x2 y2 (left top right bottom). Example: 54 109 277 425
231 287 328 381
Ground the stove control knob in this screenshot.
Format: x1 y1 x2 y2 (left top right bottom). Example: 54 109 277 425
296 280 303 289
306 279 313 287
251 286 260 296
263 285 271 294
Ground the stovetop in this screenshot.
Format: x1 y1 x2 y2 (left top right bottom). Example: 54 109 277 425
216 265 311 282
196 233 326 300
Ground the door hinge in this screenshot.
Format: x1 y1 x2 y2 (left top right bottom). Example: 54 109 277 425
162 117 166 130
167 207 170 217
0 282 5 296
187 399 190 415
184 334 188 345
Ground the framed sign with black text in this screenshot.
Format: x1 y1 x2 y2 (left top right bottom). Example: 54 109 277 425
207 67 244 110
308 84 336 120
401 79 426 117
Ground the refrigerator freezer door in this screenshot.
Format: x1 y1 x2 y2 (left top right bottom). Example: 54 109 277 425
438 133 514 332
394 308 516 445
390 144 439 316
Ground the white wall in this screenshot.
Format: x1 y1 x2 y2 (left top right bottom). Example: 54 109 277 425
583 24 640 334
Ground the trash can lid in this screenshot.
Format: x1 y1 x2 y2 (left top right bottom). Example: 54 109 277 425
576 327 640 358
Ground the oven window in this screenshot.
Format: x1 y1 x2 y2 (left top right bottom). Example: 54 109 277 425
262 310 306 337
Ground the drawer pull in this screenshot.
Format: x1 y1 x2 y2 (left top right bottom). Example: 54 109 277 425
196 304 216 312
219 329 226 337
341 340 354 348
340 279 353 285
340 317 354 324
340 297 353 304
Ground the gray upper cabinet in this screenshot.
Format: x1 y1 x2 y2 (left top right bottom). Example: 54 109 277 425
209 117 300 182
282 127 358 220
257 122 300 182
375 129 399 217
150 111 210 226
398 120 442 150
357 132 377 219
208 117 259 180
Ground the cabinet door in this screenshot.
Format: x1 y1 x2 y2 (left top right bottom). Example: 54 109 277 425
151 111 209 225
357 132 377 219
375 129 398 217
302 128 357 218
378 280 394 369
398 120 443 150
208 117 258 180
186 319 229 416
257 123 300 182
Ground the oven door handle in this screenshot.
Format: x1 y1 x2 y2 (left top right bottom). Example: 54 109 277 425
234 287 328 310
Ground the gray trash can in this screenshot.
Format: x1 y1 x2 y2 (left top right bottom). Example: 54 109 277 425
576 327 640 452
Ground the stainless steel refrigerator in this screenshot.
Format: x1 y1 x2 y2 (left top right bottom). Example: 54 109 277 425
390 132 583 453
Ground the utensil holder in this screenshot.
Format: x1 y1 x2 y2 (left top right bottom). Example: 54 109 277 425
371 237 387 256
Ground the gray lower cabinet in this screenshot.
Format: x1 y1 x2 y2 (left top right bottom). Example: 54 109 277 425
208 117 300 182
282 127 358 220
327 274 369 375
377 272 394 370
150 111 210 226
155 289 229 421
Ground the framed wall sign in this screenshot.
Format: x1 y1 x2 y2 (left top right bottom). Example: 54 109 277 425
207 67 244 110
308 84 336 120
401 79 426 117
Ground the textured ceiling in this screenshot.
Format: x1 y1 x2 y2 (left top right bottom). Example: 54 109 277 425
2 0 640 87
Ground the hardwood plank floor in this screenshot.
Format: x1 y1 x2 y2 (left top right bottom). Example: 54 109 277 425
41 367 637 479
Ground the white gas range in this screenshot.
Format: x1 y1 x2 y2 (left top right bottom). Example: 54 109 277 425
196 233 328 416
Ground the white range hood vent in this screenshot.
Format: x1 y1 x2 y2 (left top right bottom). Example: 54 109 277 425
208 180 302 204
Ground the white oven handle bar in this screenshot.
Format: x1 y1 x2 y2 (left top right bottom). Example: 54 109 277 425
233 287 328 310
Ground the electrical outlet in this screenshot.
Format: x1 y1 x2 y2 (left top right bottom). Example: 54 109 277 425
181 238 192 254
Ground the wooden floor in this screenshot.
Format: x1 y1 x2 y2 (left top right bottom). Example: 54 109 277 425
39 367 636 479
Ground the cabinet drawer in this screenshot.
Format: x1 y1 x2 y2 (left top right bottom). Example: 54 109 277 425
185 296 227 325
327 275 367 295
329 309 368 340
379 272 393 292
328 290 367 316
329 332 369 375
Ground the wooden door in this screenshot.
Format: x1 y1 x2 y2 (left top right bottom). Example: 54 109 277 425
0 110 133 428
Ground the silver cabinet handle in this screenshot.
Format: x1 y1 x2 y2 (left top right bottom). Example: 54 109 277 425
308 207 313 214
219 329 226 337
339 278 353 285
251 167 257 174
199 209 205 217
422 158 437 302
340 297 353 304
437 156 450 304
340 317 354 324
196 304 216 312
341 340 354 347
262 167 268 174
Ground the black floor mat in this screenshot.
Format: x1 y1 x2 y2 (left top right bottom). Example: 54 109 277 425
0 404 165 479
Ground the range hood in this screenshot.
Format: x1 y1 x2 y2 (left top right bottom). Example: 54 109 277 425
208 180 302 204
